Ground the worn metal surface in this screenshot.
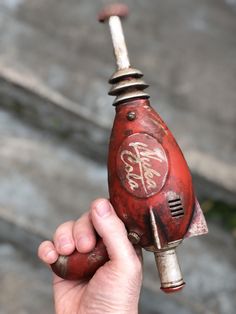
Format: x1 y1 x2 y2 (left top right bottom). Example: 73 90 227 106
185 198 208 239
108 99 198 245
155 249 185 293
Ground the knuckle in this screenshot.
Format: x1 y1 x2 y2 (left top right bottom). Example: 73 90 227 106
104 222 126 241
73 217 94 239
54 220 74 238
107 215 126 232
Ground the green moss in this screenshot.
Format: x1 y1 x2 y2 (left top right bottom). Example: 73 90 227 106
202 200 236 232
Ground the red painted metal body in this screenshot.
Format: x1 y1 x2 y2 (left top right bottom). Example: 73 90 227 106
52 97 199 283
108 98 194 250
51 5 208 290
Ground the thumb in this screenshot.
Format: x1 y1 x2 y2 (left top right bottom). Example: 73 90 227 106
90 198 140 265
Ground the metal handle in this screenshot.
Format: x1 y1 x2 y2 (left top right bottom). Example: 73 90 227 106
51 238 109 280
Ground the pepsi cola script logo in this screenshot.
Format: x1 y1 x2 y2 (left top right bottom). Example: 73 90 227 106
117 133 168 198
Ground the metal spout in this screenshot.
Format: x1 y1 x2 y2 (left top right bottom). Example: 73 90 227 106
150 208 185 293
98 4 130 70
154 248 185 293
98 4 149 106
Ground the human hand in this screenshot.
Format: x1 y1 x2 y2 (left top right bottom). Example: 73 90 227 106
38 198 143 314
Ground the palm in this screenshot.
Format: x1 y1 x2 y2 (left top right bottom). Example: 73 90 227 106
53 275 86 313
53 260 141 314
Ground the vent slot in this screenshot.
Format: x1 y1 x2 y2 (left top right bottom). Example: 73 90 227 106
168 198 184 218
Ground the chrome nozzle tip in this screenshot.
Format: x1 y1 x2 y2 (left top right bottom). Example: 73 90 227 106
161 282 185 293
98 3 129 23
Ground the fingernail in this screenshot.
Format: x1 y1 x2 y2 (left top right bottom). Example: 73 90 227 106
45 249 57 261
95 199 111 217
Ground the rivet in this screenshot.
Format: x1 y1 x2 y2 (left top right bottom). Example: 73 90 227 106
128 232 141 244
127 111 136 121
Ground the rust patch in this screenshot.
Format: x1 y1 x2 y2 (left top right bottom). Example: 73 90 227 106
185 198 208 238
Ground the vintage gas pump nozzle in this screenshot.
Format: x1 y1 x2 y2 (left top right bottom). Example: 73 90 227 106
52 4 208 293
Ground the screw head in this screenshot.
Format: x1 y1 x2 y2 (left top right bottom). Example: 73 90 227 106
128 232 141 244
127 111 136 121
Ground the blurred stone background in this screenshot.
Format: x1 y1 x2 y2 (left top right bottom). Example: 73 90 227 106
0 0 235 313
